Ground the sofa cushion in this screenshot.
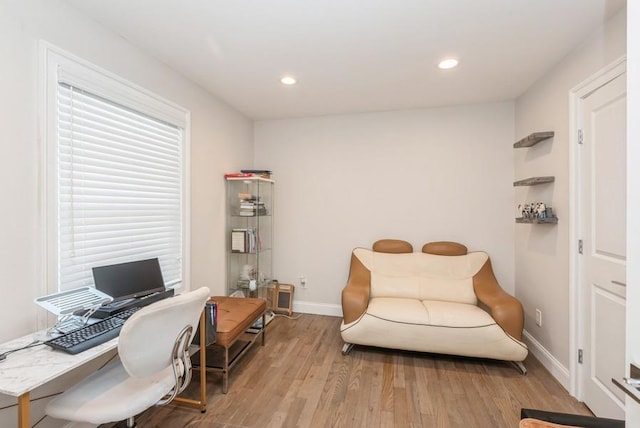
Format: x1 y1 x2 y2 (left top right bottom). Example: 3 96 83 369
368 297 496 328
341 296 528 361
354 248 488 304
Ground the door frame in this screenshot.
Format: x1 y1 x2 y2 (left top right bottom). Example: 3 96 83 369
569 56 626 399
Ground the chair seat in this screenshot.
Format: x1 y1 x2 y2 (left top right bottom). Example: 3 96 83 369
46 360 174 424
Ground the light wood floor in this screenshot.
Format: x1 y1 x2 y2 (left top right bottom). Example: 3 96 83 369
133 314 591 428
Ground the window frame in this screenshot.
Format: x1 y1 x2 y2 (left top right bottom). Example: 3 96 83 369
39 42 191 309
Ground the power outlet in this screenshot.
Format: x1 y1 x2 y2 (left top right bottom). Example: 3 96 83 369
535 309 542 327
299 276 307 289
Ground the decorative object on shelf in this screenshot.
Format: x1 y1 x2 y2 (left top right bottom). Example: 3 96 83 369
240 264 254 280
516 201 558 224
513 131 554 148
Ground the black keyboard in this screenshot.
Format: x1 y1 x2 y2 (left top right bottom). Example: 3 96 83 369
113 306 142 320
45 316 125 354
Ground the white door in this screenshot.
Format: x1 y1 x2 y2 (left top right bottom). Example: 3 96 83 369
579 70 626 419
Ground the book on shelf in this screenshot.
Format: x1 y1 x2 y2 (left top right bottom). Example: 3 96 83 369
239 207 268 216
238 196 267 216
230 227 261 253
240 169 272 179
224 172 254 178
231 229 247 252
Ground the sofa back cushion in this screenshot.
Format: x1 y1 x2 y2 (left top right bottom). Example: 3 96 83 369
353 248 489 304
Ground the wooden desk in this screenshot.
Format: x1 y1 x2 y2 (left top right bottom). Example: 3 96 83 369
0 312 208 427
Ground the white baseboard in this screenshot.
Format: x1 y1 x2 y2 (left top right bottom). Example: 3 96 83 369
523 329 571 392
292 300 342 317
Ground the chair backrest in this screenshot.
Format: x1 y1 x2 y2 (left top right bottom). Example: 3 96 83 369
117 287 210 378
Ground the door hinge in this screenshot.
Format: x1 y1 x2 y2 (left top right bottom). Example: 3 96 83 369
578 129 584 145
578 239 583 254
578 349 583 364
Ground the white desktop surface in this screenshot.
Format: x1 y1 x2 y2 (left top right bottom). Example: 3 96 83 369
0 330 117 397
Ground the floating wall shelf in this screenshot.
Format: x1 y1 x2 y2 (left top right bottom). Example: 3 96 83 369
515 217 558 224
513 131 554 148
513 176 555 186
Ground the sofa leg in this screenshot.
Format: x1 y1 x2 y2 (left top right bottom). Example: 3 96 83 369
342 343 354 355
511 361 527 375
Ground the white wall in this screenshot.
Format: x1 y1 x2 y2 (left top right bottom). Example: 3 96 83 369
514 8 626 383
254 102 515 315
0 0 252 425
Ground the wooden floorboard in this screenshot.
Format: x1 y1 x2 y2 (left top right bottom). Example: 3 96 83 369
129 313 591 428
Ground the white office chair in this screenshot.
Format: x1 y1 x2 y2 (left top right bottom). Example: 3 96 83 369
46 286 210 427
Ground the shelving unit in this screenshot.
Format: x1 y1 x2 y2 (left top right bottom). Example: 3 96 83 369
514 131 557 224
225 177 274 298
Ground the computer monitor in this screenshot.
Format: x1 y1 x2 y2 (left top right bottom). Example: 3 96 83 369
92 258 166 302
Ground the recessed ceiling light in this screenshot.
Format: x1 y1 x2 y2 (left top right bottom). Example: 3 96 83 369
438 58 459 70
280 76 297 85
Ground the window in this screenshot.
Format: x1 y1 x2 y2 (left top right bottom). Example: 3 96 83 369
42 43 190 294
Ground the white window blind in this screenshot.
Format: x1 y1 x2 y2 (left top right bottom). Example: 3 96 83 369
56 82 183 291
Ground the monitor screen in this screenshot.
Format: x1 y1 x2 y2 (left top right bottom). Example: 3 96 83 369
92 258 166 302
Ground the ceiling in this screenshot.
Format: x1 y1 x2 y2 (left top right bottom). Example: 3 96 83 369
64 0 625 120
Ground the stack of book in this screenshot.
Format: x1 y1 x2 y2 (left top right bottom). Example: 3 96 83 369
224 169 272 179
238 194 268 216
241 169 272 179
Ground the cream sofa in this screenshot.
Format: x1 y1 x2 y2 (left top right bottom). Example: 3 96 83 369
340 240 528 373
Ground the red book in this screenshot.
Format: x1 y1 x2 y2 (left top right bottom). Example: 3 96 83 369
224 172 255 178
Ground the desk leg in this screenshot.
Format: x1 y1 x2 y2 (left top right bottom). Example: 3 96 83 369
18 392 29 428
198 311 207 412
173 310 207 412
